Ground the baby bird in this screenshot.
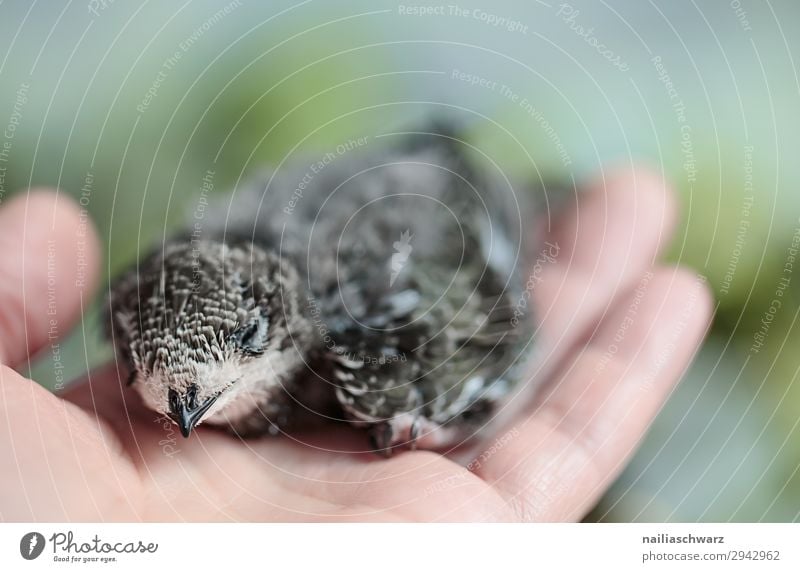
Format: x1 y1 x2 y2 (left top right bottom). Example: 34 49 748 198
108 123 541 454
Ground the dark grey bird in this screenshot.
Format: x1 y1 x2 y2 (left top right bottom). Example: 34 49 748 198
108 122 545 454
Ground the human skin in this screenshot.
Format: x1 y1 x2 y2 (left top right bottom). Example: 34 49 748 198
0 166 712 521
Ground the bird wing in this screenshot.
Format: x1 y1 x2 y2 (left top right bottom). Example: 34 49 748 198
195 123 537 428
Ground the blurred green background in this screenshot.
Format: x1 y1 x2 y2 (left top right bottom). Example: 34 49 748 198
1 0 798 521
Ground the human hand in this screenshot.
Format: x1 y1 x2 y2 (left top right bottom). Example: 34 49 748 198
0 166 711 521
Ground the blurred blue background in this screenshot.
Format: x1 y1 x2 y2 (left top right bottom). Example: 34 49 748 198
1 0 798 521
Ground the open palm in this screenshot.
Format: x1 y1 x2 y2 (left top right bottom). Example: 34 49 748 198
0 166 711 522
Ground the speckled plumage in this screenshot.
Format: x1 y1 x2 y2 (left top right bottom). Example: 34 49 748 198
109 123 541 453
109 240 316 435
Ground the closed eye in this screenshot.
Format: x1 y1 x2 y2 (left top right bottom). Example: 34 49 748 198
231 316 269 356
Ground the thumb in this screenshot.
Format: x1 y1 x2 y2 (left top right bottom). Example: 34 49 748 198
0 189 101 368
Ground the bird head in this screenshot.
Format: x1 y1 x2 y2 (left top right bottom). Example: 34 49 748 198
108 239 310 437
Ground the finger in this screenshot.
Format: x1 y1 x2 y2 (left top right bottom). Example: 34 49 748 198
477 166 679 452
0 189 101 367
534 165 677 361
476 267 713 521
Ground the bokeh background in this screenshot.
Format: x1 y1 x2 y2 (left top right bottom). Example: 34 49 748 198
1 0 798 521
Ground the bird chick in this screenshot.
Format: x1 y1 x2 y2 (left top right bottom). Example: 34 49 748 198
108 122 542 454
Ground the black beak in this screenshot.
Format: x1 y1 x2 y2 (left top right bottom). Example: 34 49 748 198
168 385 219 438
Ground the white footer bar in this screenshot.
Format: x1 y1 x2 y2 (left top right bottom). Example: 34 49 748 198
2 523 798 571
